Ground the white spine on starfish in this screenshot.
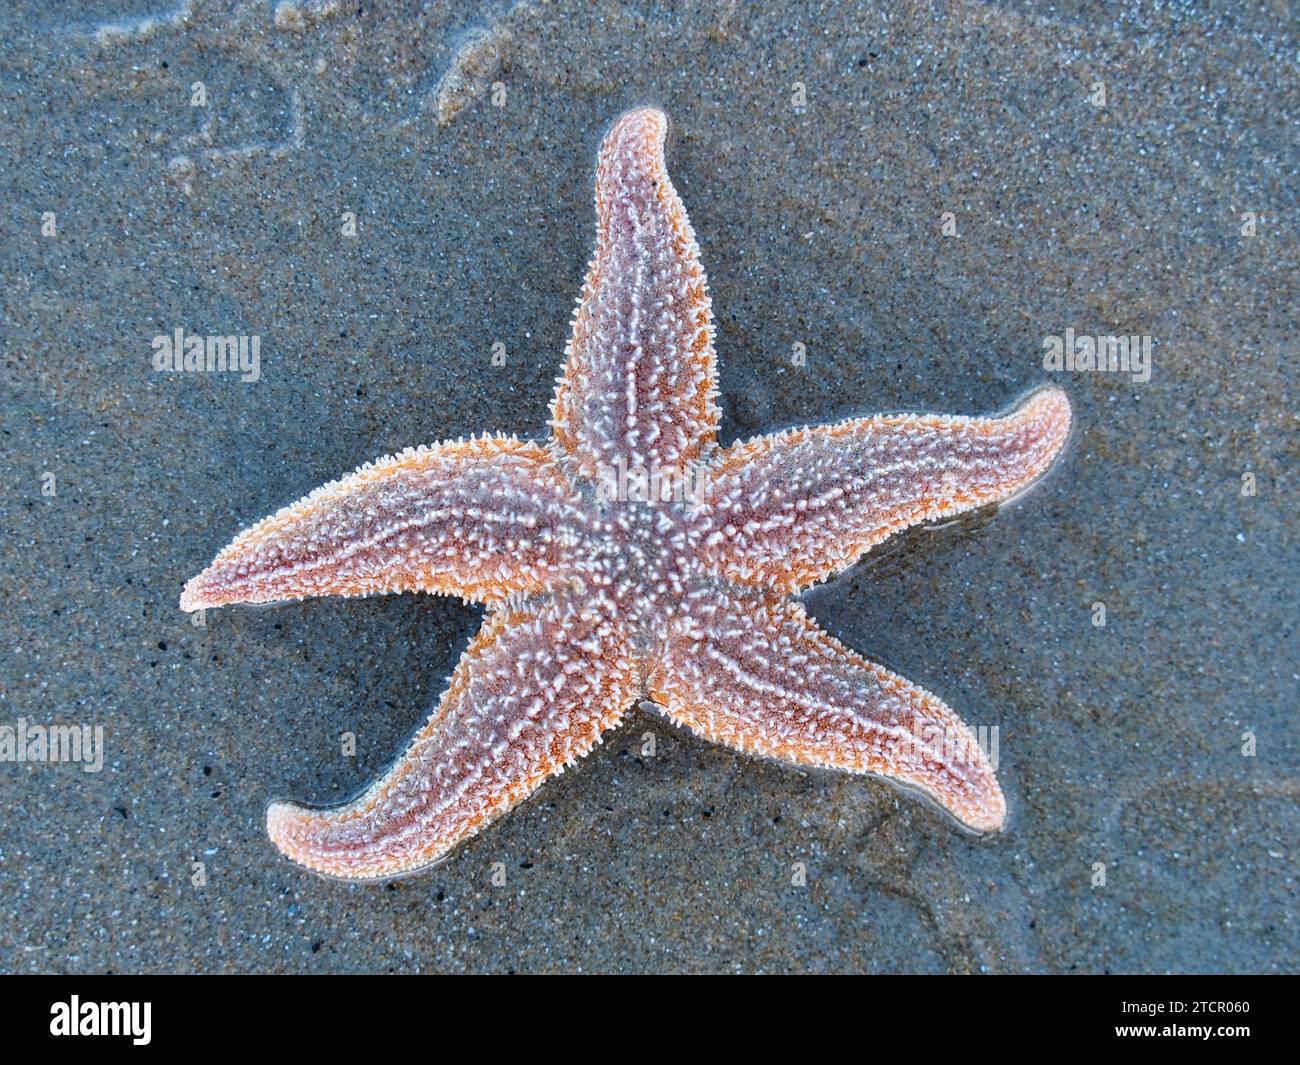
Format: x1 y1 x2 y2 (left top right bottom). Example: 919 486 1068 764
180 436 593 610
694 388 1072 592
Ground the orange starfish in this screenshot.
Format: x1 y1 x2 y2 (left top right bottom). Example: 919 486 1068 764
181 108 1071 880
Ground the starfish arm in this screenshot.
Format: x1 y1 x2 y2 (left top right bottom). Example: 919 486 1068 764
179 436 591 611
694 388 1071 592
649 588 1006 832
267 600 635 880
549 106 719 482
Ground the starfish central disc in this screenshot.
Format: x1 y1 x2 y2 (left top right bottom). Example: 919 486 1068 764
579 498 707 634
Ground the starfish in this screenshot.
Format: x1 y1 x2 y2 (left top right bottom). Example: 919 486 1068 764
181 108 1071 880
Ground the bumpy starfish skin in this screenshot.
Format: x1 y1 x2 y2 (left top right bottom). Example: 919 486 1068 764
550 107 719 479
265 604 636 879
182 108 1071 880
696 390 1072 592
178 437 593 610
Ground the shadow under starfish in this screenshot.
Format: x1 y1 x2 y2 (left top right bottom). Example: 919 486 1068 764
181 108 1072 881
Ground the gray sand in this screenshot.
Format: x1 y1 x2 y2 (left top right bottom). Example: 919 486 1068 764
0 0 1295 973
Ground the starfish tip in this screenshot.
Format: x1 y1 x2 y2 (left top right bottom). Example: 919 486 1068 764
1024 385 1073 440
265 799 331 875
178 577 208 613
614 103 667 127
972 795 1009 835
265 799 296 842
605 105 668 154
